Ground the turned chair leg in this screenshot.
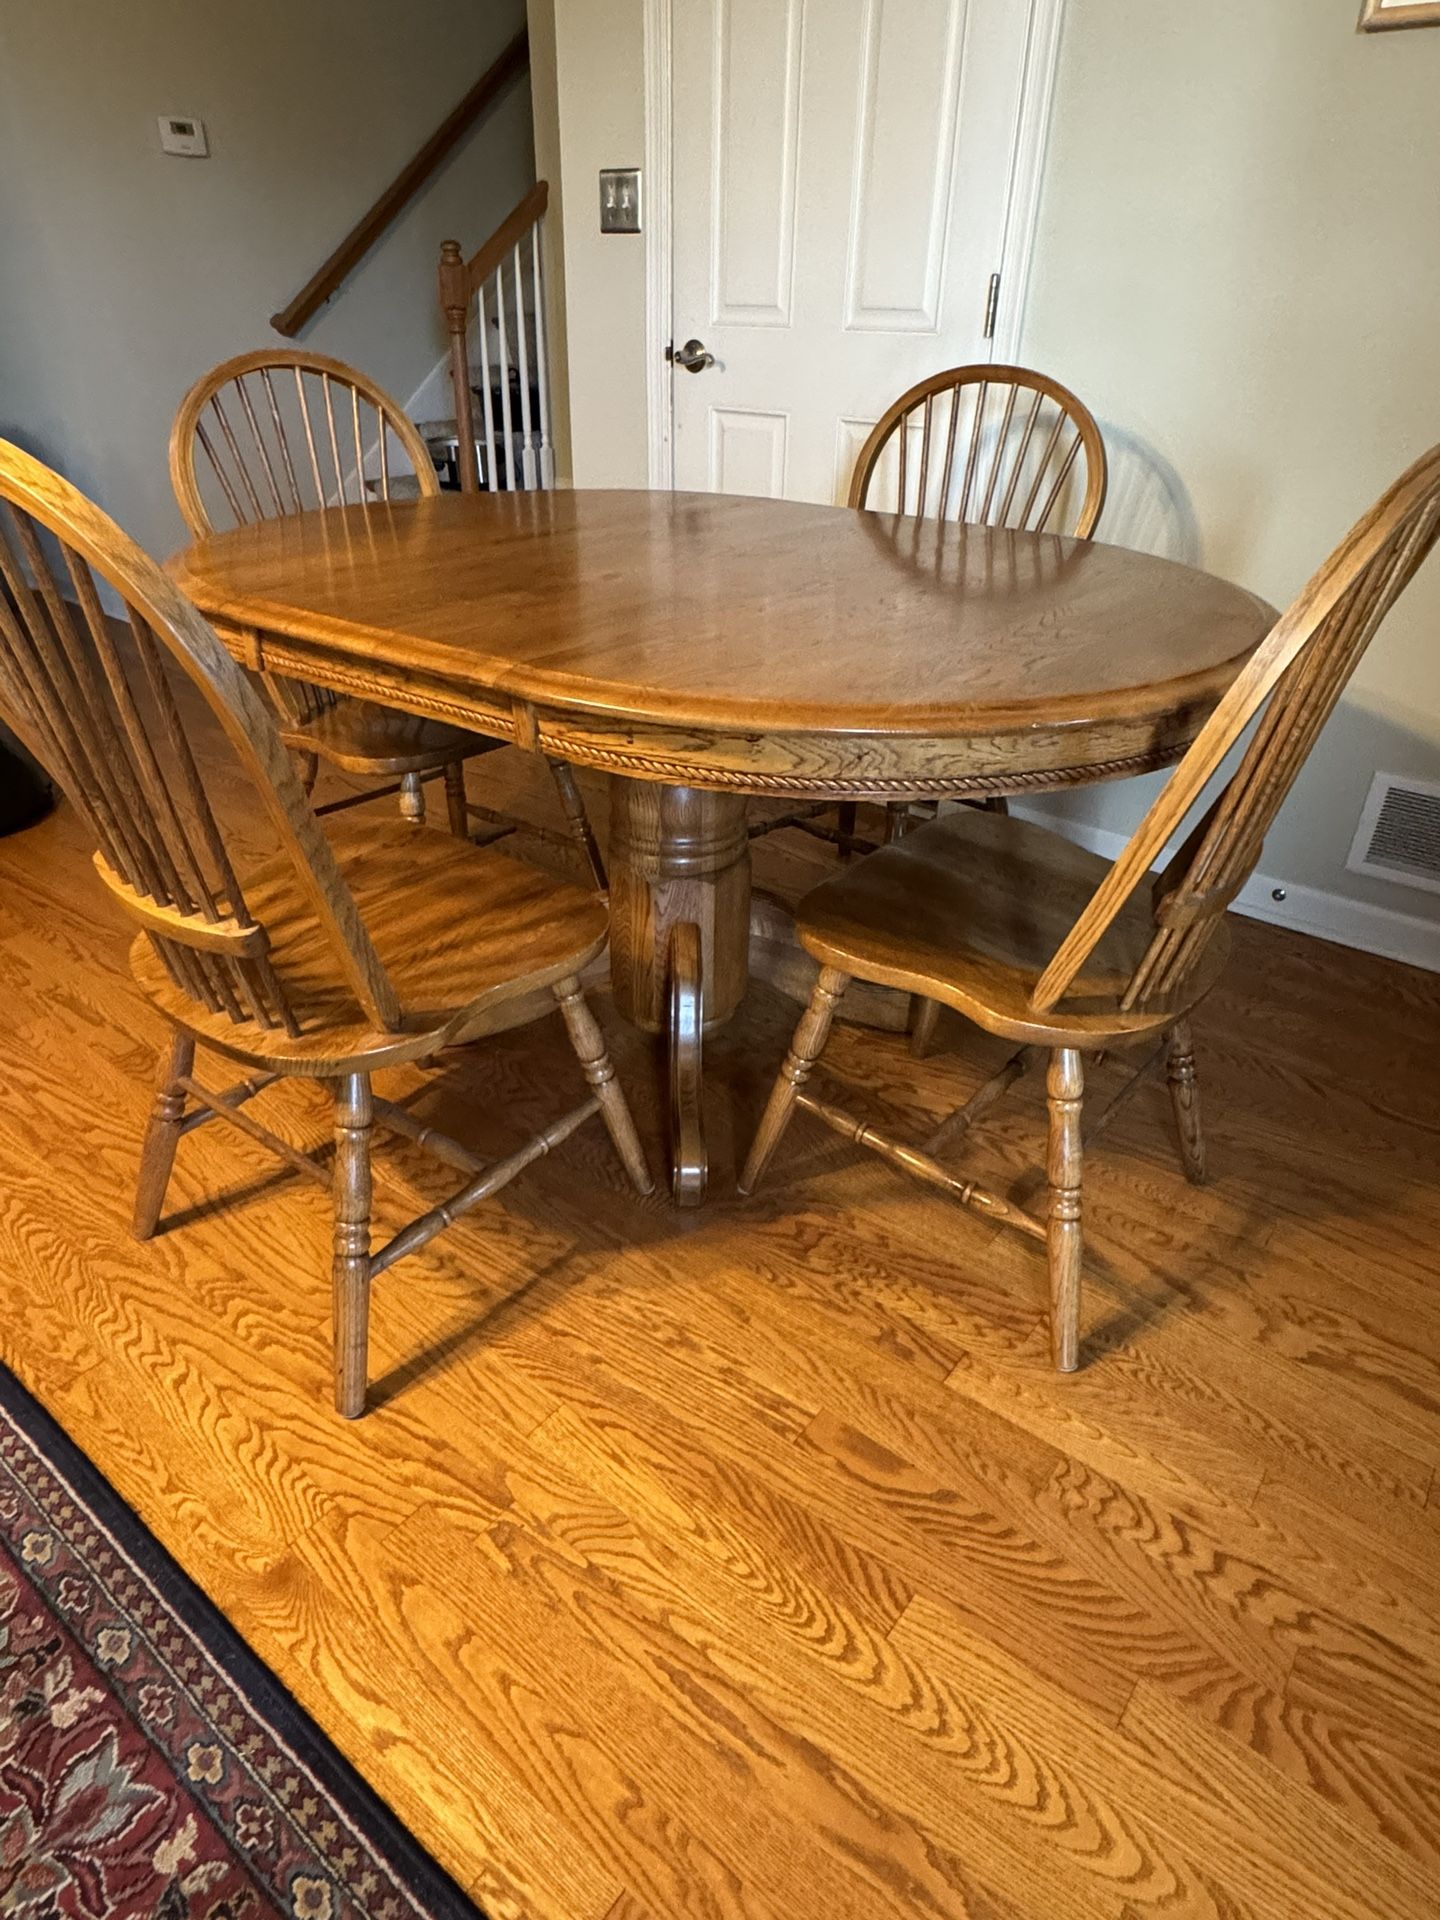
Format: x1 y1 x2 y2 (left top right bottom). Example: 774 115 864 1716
398 771 426 825
1046 1048 1085 1372
553 978 654 1194
332 1073 374 1419
133 1032 195 1239
546 758 607 891
443 761 470 839
295 751 320 798
1166 1018 1207 1185
909 996 943 1058
739 967 850 1195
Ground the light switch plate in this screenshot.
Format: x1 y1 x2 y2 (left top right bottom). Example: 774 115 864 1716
158 115 208 158
599 167 642 234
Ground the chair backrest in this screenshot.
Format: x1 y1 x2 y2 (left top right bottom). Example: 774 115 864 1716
169 349 439 727
170 348 440 536
0 437 402 1038
1032 443 1440 1016
848 364 1108 538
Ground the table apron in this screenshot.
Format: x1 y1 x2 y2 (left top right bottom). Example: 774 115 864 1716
219 620 1209 799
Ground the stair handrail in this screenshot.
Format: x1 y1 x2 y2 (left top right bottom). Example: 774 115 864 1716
438 181 549 493
271 27 530 338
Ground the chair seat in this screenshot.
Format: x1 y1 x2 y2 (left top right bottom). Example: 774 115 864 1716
131 816 609 1073
281 698 500 776
798 807 1229 1045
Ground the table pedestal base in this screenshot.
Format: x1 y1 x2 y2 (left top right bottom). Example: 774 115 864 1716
608 780 751 1203
605 780 921 1201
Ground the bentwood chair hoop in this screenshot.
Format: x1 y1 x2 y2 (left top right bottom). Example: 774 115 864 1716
741 440 1440 1374
846 361 1108 537
0 437 653 1418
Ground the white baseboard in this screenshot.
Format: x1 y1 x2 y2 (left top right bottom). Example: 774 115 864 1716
1008 802 1440 975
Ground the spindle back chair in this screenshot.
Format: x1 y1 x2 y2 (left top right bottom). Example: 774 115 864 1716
169 348 473 821
742 442 1440 1372
767 365 1109 1031
0 437 650 1416
170 348 437 730
171 349 529 852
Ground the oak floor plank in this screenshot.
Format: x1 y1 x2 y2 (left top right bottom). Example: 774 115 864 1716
396 1493 1072 1920
1259 1653 1440 1864
538 1237 1064 1499
501 1318 1161 1726
992 1287 1433 1521
225 1508 624 1920
1033 1451 1440 1799
505 1421 1270 1919
382 1497 963 1920
804 1407 1290 1721
898 1599 1435 1920
960 1149 1440 1473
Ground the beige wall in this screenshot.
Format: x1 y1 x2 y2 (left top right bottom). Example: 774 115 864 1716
1020 0 1440 927
547 0 650 488
0 0 533 557
524 0 574 482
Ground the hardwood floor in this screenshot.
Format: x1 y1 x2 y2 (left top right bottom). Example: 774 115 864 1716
2 727 1438 1919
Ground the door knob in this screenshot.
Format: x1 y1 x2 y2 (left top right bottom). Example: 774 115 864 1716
669 338 715 373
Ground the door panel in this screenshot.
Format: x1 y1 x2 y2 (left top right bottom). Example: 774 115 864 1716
712 0 804 325
709 408 790 496
670 0 1037 505
845 0 967 330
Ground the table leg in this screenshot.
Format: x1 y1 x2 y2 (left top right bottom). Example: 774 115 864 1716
608 780 751 1204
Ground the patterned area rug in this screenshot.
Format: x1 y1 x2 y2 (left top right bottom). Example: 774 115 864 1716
0 1365 484 1918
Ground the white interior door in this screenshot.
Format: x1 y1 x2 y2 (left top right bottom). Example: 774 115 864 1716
666 0 1048 503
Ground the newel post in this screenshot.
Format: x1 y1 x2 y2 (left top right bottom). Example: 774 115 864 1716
438 240 480 493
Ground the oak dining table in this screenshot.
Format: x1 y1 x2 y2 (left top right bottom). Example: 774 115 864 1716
169 488 1276 1205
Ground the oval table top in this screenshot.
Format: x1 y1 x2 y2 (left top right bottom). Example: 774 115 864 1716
171 490 1277 797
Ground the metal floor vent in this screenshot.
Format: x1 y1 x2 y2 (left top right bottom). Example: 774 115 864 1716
1346 772 1440 896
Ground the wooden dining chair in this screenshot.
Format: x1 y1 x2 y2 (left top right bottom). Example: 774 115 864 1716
741 442 1440 1373
0 436 651 1418
755 364 1109 1052
170 348 606 888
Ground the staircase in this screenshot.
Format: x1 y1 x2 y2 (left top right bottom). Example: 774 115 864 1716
266 29 555 499
436 182 556 493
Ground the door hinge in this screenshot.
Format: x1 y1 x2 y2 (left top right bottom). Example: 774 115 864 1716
982 273 1001 340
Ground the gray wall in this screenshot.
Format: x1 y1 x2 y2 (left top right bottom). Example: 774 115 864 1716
1021 0 1440 928
0 0 533 557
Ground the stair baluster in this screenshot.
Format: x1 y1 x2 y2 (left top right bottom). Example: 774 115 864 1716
438 182 554 495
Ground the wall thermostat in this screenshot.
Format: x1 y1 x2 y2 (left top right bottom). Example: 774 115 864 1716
158 115 209 158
